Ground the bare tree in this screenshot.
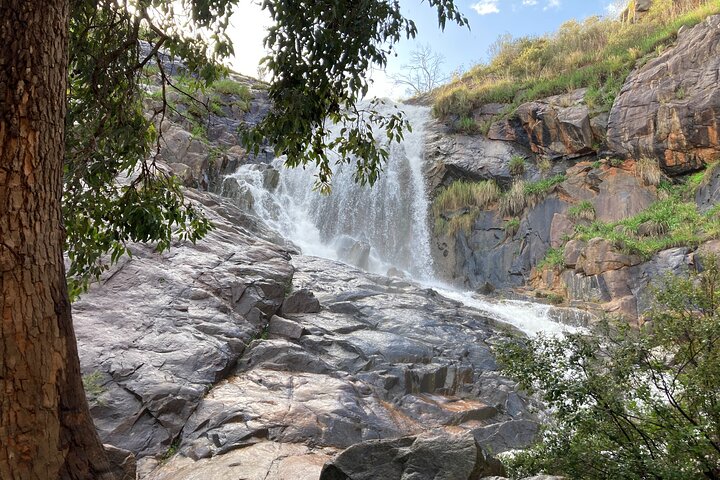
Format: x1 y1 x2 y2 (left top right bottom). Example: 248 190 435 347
389 44 449 96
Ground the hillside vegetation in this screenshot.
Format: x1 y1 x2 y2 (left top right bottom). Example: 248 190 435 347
433 0 719 124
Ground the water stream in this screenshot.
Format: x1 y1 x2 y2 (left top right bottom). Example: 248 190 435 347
225 102 575 336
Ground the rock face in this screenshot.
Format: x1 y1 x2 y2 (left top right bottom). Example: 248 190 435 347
425 122 536 191
537 245 694 320
429 16 720 321
76 192 540 479
607 15 720 174
319 434 505 480
74 190 294 459
146 255 539 479
437 197 569 290
488 89 605 159
432 162 658 291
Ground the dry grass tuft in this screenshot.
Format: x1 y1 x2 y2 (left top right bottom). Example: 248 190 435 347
635 157 663 186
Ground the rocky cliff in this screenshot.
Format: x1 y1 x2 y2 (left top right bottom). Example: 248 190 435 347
427 14 720 320
73 10 720 479
75 55 568 479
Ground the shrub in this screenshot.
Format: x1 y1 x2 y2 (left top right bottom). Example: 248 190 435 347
499 180 527 217
567 200 596 221
536 247 564 270
504 217 521 237
509 155 527 176
635 156 663 186
499 256 720 479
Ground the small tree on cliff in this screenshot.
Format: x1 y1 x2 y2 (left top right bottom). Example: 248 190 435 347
500 258 720 479
0 0 467 478
389 44 450 96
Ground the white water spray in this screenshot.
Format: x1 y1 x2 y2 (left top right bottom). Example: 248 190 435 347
227 103 435 279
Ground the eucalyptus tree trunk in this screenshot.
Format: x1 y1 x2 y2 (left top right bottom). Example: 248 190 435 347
0 1 116 478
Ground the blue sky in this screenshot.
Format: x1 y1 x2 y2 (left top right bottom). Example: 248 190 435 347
228 0 621 98
387 0 618 78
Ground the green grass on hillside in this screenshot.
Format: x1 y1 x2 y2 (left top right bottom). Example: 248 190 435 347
433 0 719 120
573 189 720 260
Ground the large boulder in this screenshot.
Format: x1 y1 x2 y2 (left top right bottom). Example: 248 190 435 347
425 122 534 192
319 434 505 480
607 15 720 174
488 89 604 159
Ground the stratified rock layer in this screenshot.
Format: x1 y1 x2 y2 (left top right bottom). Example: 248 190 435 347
607 15 720 174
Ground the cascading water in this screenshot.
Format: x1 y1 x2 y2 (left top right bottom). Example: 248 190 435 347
225 101 576 336
227 103 435 279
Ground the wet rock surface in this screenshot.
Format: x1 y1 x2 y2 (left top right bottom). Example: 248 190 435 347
74 191 294 458
147 255 540 478
75 190 540 479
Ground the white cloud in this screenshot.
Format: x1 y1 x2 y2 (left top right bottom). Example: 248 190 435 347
522 0 538 5
544 0 561 9
471 0 500 15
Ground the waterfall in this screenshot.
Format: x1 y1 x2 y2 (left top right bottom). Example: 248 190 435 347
226 103 434 280
223 101 578 337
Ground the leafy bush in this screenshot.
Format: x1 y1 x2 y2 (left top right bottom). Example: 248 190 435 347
567 200 596 221
509 155 527 176
499 257 720 479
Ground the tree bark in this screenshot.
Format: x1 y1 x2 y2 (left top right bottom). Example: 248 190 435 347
0 2 116 479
